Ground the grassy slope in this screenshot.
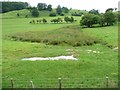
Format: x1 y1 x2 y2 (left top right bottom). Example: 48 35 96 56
83 25 118 47
2 10 118 88
8 25 99 46
1 9 31 18
0 9 88 19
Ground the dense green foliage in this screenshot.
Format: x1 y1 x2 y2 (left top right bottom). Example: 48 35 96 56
47 4 52 11
98 14 105 27
89 9 99 15
64 17 74 23
80 14 99 27
104 12 116 26
56 5 62 15
105 8 114 13
71 12 82 16
1 1 28 13
49 12 56 17
80 11 116 27
62 7 69 13
31 8 39 17
37 3 47 11
50 18 62 23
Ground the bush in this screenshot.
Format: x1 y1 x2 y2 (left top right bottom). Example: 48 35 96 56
49 12 56 17
51 18 62 23
89 9 99 15
60 13 64 16
31 8 39 17
71 13 82 16
42 18 47 23
98 14 105 27
104 12 116 26
80 14 97 27
64 17 74 23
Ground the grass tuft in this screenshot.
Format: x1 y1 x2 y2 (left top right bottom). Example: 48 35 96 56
8 25 100 46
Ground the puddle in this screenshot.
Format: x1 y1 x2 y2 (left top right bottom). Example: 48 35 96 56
22 55 78 61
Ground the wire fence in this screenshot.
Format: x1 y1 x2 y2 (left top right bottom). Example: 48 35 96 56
2 77 118 89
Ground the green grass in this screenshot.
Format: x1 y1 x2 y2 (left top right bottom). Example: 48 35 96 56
1 9 31 19
2 10 118 88
0 9 88 19
83 25 118 47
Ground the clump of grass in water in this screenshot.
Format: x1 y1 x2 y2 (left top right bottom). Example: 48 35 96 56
8 25 100 46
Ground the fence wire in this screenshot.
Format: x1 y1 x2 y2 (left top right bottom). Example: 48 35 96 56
2 78 118 88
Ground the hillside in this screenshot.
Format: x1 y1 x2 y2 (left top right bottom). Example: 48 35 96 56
0 9 88 19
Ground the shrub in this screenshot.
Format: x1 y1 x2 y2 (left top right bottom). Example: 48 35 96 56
80 14 95 27
49 12 56 17
42 18 47 23
60 13 64 16
31 8 39 17
64 17 74 23
98 14 105 27
104 12 116 26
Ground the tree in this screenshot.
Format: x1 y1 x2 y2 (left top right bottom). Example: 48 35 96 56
60 13 64 16
58 18 62 23
47 4 52 11
43 18 47 23
89 9 99 15
17 13 20 17
80 14 98 27
105 8 114 12
70 17 74 23
64 17 70 23
31 8 39 17
56 5 62 15
37 3 47 11
62 7 69 13
104 12 116 25
92 15 100 24
64 17 74 23
49 12 56 17
98 14 105 27
1 1 28 13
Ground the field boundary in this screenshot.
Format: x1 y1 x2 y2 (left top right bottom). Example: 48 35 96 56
2 76 118 88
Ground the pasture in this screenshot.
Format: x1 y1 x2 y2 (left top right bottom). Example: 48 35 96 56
2 10 118 88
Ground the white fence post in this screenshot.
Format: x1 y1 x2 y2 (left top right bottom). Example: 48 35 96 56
106 75 109 88
30 80 34 90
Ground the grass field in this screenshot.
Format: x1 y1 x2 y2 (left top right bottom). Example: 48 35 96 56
2 9 118 88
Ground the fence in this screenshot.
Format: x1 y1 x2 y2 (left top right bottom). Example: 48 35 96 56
2 76 118 89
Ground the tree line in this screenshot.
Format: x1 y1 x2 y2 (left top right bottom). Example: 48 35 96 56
1 1 28 13
80 8 118 27
1 1 69 15
29 17 76 24
28 3 69 17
